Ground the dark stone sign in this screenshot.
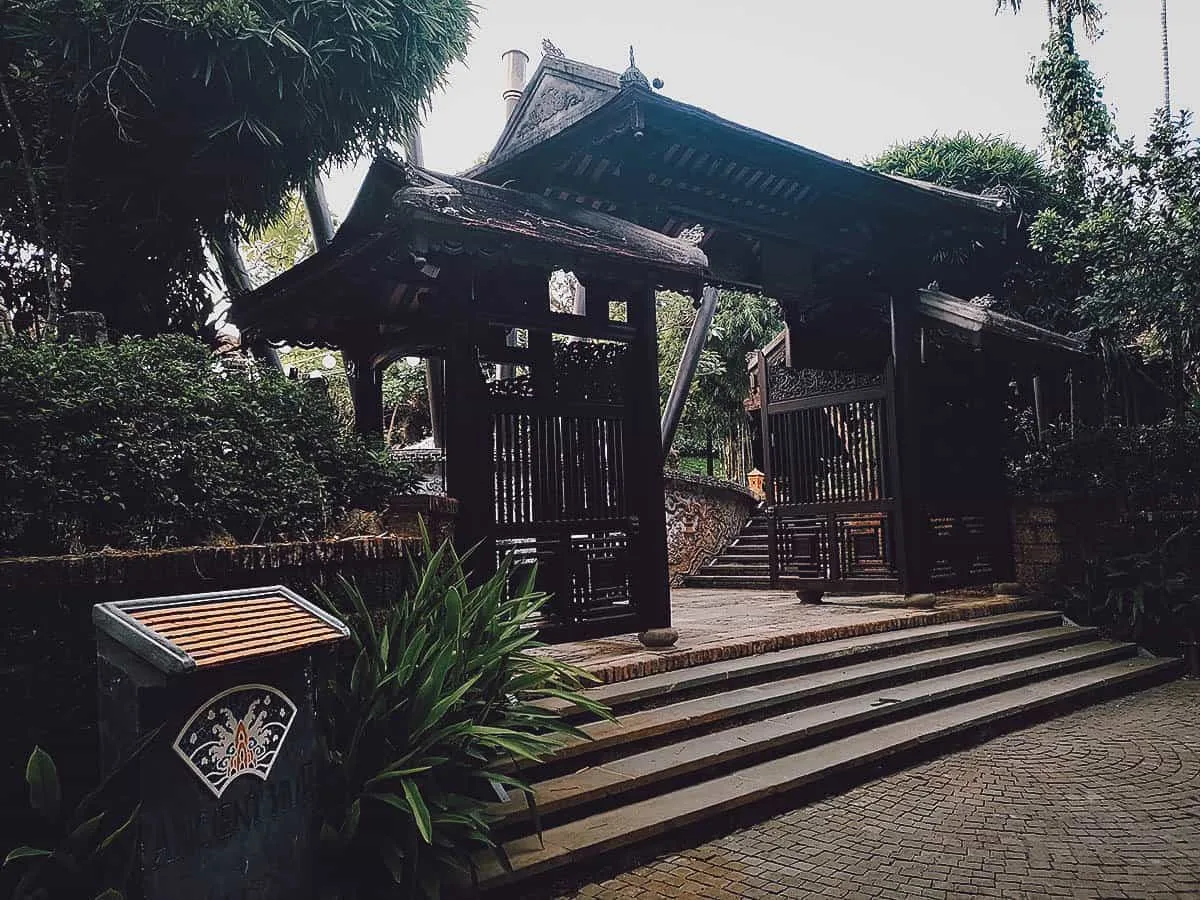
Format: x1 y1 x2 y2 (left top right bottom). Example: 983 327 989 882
93 586 347 900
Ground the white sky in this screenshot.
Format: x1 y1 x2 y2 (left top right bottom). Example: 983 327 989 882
324 0 1198 218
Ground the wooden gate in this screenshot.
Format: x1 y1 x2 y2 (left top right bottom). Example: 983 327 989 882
459 338 655 640
758 356 903 594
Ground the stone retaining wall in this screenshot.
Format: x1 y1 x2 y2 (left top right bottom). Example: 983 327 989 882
1012 492 1198 591
665 473 759 584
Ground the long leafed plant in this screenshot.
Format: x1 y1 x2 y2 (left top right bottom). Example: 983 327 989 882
315 531 610 898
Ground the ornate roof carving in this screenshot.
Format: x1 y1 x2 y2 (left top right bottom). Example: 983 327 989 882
619 46 651 91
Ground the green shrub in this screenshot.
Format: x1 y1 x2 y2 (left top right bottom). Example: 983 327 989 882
4 735 156 899
315 535 610 898
1068 521 1200 662
0 335 416 556
1008 420 1200 501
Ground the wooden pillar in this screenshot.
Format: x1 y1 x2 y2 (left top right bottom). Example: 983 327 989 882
890 293 925 596
442 324 494 570
344 348 383 439
426 357 446 448
661 284 719 455
1067 369 1077 437
756 350 778 586
627 284 673 639
1032 374 1045 442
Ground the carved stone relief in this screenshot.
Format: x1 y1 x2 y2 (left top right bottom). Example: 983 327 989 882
664 475 758 584
512 75 592 143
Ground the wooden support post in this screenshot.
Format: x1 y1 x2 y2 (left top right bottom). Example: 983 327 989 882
661 284 719 455
756 350 779 586
1032 375 1045 442
628 284 674 643
890 293 925 596
426 357 446 448
210 224 282 372
1067 369 1077 437
302 177 335 250
442 326 494 573
344 348 384 439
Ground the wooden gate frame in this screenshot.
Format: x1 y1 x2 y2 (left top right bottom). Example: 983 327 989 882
756 351 904 594
442 285 672 642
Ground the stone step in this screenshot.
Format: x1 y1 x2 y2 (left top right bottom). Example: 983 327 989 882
696 562 770 576
712 549 769 560
680 574 773 588
507 626 1104 784
476 656 1180 891
498 636 1120 828
532 611 1065 719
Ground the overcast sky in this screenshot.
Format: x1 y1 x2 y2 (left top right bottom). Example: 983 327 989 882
324 0 1197 217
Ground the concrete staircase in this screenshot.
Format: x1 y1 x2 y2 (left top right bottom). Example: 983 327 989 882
681 508 772 588
474 610 1179 893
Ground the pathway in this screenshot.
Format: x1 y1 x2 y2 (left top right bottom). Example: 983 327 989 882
548 680 1200 900
539 588 1026 683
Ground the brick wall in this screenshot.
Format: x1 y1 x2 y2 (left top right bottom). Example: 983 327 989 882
1012 492 1198 591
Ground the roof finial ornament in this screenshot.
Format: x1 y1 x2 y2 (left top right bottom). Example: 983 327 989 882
620 44 651 90
542 38 564 58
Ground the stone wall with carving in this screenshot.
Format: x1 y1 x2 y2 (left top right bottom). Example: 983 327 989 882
665 474 759 584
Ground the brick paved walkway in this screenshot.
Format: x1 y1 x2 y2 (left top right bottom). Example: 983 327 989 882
539 589 1025 684
551 681 1200 900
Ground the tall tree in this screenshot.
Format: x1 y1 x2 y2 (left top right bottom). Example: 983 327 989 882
0 0 475 336
994 0 1104 39
1161 0 1171 114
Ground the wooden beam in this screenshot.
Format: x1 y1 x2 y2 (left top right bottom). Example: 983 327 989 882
478 307 637 343
755 350 779 586
442 325 494 571
302 176 336 249
426 357 445 448
661 285 719 454
627 284 672 631
890 292 925 595
344 347 384 439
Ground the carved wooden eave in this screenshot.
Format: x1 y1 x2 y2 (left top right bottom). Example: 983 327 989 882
469 53 1008 302
918 290 1087 362
229 162 707 347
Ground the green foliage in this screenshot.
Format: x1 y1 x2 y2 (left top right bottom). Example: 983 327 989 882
658 290 782 458
1031 111 1200 407
867 133 1066 322
868 133 1054 221
0 335 416 556
5 734 158 899
280 348 431 446
1068 521 1200 656
0 0 475 334
242 193 318 289
314 536 609 898
994 0 1104 41
1029 29 1115 202
1009 421 1200 500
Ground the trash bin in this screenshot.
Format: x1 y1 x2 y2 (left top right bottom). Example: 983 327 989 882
93 585 349 900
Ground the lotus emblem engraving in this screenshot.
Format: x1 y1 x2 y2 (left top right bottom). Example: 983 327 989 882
173 684 297 798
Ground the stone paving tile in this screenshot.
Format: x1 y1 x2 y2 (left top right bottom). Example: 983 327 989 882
548 681 1200 900
537 588 1026 684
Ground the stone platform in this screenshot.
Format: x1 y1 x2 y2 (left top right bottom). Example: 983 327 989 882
538 589 1032 684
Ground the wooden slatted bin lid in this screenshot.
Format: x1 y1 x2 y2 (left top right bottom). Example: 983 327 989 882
93 586 349 675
